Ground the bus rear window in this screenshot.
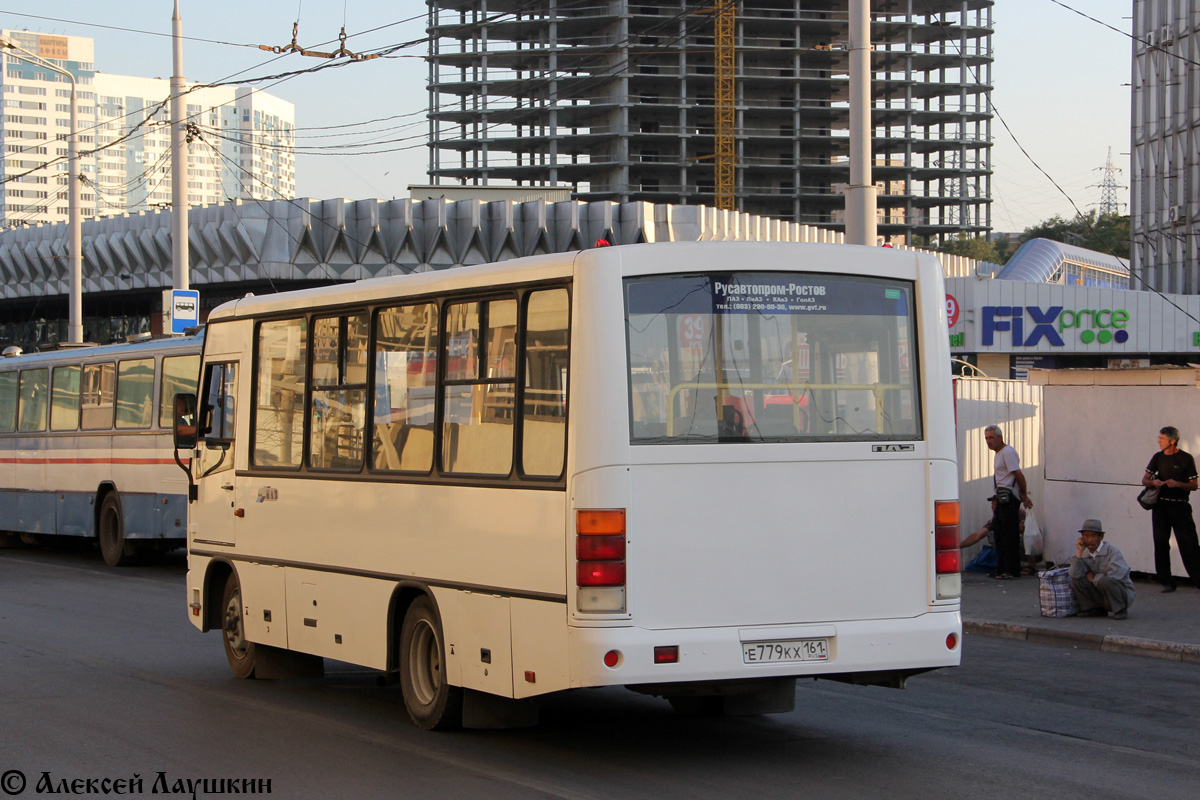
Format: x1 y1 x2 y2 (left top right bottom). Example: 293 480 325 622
625 272 920 444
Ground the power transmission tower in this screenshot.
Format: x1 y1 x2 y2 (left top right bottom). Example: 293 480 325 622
1092 147 1127 216
933 147 960 229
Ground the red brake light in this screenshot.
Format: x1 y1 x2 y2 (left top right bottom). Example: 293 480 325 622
577 561 626 587
934 525 959 550
577 534 625 561
936 550 961 574
653 645 679 664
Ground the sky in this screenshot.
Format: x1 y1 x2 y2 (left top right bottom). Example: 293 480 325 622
0 0 1135 234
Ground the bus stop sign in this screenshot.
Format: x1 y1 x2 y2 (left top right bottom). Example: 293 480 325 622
166 289 200 334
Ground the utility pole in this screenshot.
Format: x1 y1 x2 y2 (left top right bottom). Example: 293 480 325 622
170 0 190 293
0 37 82 343
845 0 877 246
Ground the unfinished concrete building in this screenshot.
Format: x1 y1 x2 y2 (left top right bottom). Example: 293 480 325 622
426 1 993 245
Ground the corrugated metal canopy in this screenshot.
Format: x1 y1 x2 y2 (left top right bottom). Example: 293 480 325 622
995 238 1129 287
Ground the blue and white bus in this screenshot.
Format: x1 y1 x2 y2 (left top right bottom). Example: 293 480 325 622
0 333 201 565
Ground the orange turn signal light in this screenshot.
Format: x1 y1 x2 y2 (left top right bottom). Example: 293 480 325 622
934 500 960 526
577 509 626 535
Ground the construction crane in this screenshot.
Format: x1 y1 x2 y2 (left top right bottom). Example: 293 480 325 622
713 1 735 211
691 3 737 210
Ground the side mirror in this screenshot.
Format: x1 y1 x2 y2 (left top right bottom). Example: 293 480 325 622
173 392 198 449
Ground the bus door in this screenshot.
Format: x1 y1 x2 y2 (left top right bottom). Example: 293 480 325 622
193 361 239 547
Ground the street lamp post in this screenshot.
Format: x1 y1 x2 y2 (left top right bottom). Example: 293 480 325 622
0 37 83 343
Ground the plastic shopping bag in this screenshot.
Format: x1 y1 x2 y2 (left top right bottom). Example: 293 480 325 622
1023 510 1043 557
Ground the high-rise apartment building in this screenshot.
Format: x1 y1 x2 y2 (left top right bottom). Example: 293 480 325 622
1 30 294 229
92 75 296 214
426 1 994 245
1131 0 1199 293
1 32 97 227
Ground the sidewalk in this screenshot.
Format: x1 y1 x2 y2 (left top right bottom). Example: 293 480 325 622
961 572 1200 664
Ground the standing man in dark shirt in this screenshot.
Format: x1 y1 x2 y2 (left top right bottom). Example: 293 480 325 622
1143 426 1200 592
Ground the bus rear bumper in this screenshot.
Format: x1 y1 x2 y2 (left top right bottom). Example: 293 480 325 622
568 609 962 689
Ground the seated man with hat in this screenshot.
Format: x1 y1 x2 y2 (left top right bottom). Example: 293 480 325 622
1068 519 1135 619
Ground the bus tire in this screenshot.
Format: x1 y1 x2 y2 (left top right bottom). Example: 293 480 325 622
221 572 257 679
98 493 134 567
399 596 461 730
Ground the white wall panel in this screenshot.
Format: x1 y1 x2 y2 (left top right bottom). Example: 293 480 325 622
1038 367 1200 574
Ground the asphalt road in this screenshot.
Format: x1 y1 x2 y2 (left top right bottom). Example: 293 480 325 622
1 546 1197 800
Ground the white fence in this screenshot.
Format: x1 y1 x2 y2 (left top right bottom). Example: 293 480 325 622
954 378 1045 564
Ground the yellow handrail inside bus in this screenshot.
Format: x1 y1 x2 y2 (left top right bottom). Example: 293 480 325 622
664 382 907 436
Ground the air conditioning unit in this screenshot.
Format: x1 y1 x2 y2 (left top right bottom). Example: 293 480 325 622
1146 30 1157 48
1169 205 1185 224
1161 25 1174 46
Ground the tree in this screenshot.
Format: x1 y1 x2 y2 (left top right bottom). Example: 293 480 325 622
1019 211 1129 259
936 234 1002 264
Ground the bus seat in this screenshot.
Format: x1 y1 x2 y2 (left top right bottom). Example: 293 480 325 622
757 403 798 437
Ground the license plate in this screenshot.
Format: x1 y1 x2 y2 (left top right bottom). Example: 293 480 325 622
742 638 829 664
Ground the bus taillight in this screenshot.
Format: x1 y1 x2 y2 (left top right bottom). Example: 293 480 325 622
577 509 627 613
577 534 625 561
934 500 962 599
577 561 626 586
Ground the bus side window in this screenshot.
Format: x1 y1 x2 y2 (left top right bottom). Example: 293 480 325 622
50 364 81 431
81 363 115 430
160 355 200 428
442 298 517 476
18 368 49 432
254 318 307 468
0 371 17 432
372 303 438 473
115 358 155 429
201 362 237 443
309 314 368 470
522 289 569 478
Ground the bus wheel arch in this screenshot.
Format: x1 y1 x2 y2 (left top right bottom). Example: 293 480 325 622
386 585 427 674
220 569 257 679
397 592 462 730
202 560 234 634
95 485 134 567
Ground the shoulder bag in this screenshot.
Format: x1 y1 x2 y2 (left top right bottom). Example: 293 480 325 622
1137 484 1159 510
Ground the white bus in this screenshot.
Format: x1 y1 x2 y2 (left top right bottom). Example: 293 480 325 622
177 242 962 729
0 333 202 565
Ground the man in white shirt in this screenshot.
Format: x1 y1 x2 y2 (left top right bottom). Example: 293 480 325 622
984 424 1033 579
1069 518 1135 620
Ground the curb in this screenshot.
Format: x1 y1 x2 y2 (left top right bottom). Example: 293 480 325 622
964 620 1200 664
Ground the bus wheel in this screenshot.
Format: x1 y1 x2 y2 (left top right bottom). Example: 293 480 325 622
399 596 461 730
98 494 134 567
221 573 257 679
